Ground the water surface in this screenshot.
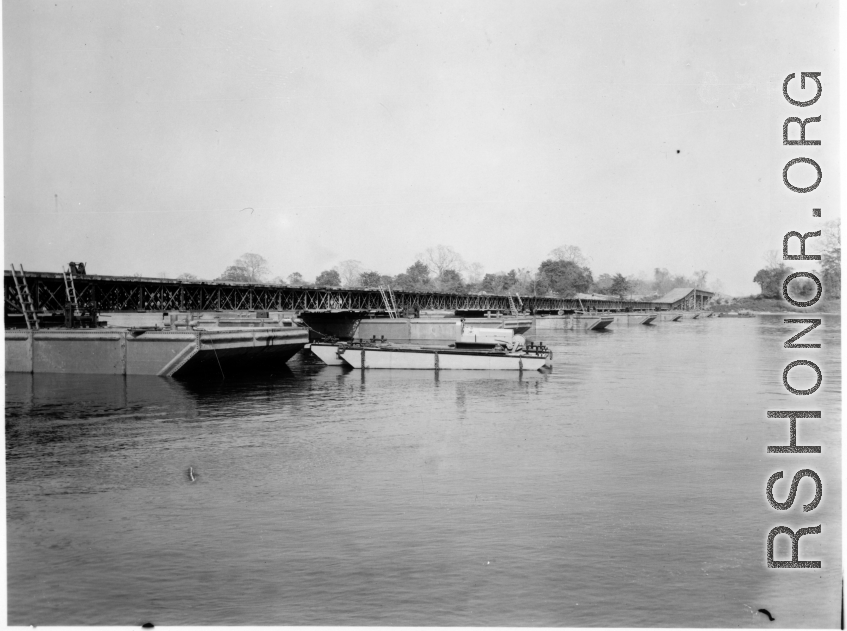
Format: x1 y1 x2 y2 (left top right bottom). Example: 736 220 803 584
6 315 841 626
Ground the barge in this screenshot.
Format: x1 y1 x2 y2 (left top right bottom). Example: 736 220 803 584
300 313 532 343
307 323 551 371
338 344 550 371
5 325 308 378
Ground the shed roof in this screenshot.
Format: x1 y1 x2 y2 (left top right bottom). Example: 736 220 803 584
654 287 714 304
574 292 619 301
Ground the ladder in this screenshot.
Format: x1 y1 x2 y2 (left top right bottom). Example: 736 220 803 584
62 265 79 312
387 286 399 317
507 294 519 316
10 264 39 330
378 285 399 318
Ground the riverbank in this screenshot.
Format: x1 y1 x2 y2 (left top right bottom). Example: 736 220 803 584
710 296 840 314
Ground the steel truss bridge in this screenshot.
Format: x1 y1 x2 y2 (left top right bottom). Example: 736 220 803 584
4 270 665 316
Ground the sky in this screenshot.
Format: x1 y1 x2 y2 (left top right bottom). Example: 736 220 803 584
3 0 840 295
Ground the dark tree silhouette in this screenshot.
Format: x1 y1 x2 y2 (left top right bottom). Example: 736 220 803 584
315 269 341 286
538 259 593 297
359 271 382 287
609 273 632 300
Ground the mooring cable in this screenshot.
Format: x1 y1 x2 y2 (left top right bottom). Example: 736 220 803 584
207 337 225 380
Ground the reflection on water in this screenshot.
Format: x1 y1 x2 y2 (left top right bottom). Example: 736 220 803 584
6 315 841 626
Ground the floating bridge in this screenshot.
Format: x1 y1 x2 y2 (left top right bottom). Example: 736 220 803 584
4 270 711 318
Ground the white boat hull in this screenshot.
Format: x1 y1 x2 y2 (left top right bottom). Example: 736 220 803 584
338 346 549 371
306 342 346 365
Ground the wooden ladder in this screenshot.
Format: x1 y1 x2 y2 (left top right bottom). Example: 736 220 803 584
387 285 399 317
513 292 523 314
62 265 80 312
10 264 39 330
507 294 519 316
378 285 399 318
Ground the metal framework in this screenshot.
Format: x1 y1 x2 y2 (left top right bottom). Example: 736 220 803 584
653 288 715 311
4 270 675 316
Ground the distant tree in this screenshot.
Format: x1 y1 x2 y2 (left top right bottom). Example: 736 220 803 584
592 273 613 293
753 264 792 299
177 273 199 281
393 273 413 291
359 271 382 288
287 272 305 285
757 250 820 299
534 274 552 296
239 253 271 282
653 268 672 295
510 269 527 295
393 261 434 292
763 249 782 269
480 274 499 293
481 274 500 293
820 219 841 298
538 259 593 297
315 269 341 286
512 268 531 293
672 273 693 288
480 270 519 294
336 260 364 287
464 262 485 285
549 244 589 266
406 261 432 288
270 275 287 285
627 275 653 297
218 253 270 283
422 245 464 281
652 267 699 296
795 278 817 298
218 264 252 282
439 268 466 293
609 273 632 300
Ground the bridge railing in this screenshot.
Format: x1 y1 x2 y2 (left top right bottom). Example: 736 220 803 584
4 271 664 315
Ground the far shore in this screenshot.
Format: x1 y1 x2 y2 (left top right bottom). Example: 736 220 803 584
709 297 840 314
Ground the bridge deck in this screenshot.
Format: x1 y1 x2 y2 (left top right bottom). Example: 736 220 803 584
4 270 680 315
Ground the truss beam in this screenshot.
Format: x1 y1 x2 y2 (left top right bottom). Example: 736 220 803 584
4 271 668 316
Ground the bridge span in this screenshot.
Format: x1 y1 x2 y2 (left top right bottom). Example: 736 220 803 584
4 270 703 318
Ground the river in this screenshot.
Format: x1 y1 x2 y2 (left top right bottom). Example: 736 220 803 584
5 314 841 626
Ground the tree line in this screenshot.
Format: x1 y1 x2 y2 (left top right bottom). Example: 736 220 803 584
752 219 840 300
174 244 727 300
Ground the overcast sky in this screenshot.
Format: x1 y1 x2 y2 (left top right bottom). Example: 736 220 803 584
3 0 840 295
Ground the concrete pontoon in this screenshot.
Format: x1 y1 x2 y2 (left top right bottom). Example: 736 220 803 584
613 313 658 326
533 314 615 331
5 326 308 377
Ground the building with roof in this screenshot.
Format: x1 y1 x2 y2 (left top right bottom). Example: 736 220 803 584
653 287 714 310
574 292 619 301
